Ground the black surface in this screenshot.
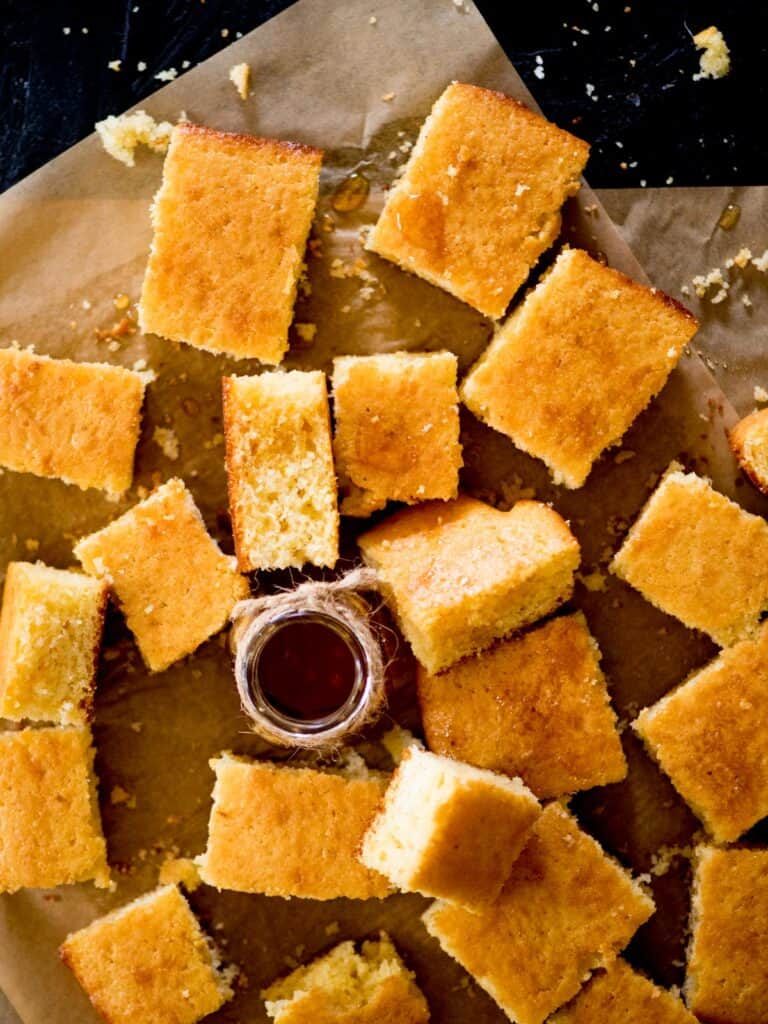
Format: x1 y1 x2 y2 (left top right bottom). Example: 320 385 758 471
0 0 766 194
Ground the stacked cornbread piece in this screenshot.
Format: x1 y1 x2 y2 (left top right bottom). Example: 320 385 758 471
2 76 764 1024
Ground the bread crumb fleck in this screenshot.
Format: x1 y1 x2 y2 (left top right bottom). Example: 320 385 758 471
692 26 731 81
754 385 768 403
228 62 250 100
110 785 136 808
153 427 180 461
158 856 202 891
154 68 178 82
108 60 122 72
381 91 395 102
95 109 174 167
294 323 317 344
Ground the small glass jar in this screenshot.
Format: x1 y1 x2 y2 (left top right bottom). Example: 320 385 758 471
230 585 385 749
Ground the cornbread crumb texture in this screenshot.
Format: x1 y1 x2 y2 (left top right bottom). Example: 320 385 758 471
367 82 589 318
417 613 626 798
730 407 768 494
551 959 697 1023
686 847 768 1024
0 346 146 496
223 371 339 571
611 467 768 646
262 933 430 1024
95 109 174 167
0 726 109 892
634 621 768 842
139 123 322 363
422 803 654 1024
60 885 234 1024
74 478 248 672
358 495 580 674
332 352 461 516
693 26 731 81
158 856 202 892
197 754 391 900
0 562 107 725
461 248 698 488
361 747 540 909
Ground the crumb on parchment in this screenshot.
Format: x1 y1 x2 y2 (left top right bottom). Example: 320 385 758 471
95 109 174 167
228 62 251 100
692 26 731 80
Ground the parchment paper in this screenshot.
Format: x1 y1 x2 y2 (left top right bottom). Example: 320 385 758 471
1 1 767 1021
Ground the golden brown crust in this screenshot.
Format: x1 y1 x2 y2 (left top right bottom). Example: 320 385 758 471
417 613 626 798
461 248 699 488
634 621 768 842
176 120 323 161
551 960 697 1023
729 407 768 494
367 82 589 319
686 847 768 1024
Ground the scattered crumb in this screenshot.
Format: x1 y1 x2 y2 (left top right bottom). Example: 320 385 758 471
381 91 395 102
228 62 250 100
579 569 608 593
381 725 423 763
158 856 202 891
108 60 122 72
692 26 731 81
110 785 136 808
153 426 180 461
294 322 317 344
24 539 40 554
324 921 340 937
137 61 147 72
154 68 178 82
95 109 174 167
113 293 130 310
369 15 377 24
754 385 768 403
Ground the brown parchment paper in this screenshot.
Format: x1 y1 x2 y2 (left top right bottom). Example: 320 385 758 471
1 1 768 1021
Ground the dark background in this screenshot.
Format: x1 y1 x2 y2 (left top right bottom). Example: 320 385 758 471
1 0 766 195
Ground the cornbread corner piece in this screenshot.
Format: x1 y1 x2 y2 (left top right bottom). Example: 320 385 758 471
139 122 322 363
222 370 339 571
332 351 462 517
730 407 768 494
686 846 768 1024
196 754 391 900
358 495 580 673
633 621 768 842
0 345 147 496
0 562 107 725
693 26 731 81
366 82 589 319
551 959 698 1023
0 726 109 892
422 803 654 1024
360 747 540 909
460 248 698 488
417 613 626 799
262 933 430 1024
611 466 768 647
60 885 236 1024
74 477 248 672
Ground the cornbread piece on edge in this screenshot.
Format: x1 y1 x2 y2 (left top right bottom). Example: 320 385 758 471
0 345 147 496
417 613 626 799
0 726 109 892
551 959 698 1024
196 754 391 900
139 123 322 363
686 846 768 1024
332 352 462 516
611 466 768 647
60 885 236 1024
358 495 580 674
223 370 339 571
460 248 698 488
366 82 589 319
422 803 654 1024
360 747 540 909
262 933 430 1024
74 478 248 672
730 407 768 494
633 621 768 842
0 562 107 725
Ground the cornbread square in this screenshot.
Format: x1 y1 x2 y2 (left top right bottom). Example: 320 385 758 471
60 885 235 1024
262 933 430 1024
417 613 626 799
332 352 462 516
197 754 391 900
223 370 338 570
461 248 698 488
730 407 768 494
0 346 146 496
633 622 768 842
139 123 322 363
366 82 589 318
422 803 654 1024
0 562 107 725
611 467 768 646
358 495 580 673
551 959 698 1024
74 478 248 671
0 726 109 892
686 847 768 1024
360 747 540 909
